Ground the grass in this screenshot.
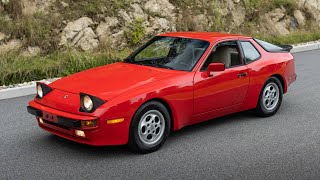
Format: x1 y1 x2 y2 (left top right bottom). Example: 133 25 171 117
0 12 61 53
0 49 131 86
1 0 22 19
257 30 320 45
243 0 297 12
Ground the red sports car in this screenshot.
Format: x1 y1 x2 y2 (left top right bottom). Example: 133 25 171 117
27 32 296 153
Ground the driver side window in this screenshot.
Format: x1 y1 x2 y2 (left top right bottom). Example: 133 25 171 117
201 41 242 71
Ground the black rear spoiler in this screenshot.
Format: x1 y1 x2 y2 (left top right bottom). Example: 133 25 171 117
278 45 293 52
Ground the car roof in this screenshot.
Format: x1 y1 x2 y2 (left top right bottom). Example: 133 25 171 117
159 32 251 42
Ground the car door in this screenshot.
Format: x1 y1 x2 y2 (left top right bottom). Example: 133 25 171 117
193 40 250 117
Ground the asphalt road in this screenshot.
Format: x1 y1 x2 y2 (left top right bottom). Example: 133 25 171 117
1 50 320 180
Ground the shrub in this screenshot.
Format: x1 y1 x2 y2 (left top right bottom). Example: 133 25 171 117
128 19 145 45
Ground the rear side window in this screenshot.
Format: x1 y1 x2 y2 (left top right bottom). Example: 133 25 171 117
240 41 260 64
255 39 283 52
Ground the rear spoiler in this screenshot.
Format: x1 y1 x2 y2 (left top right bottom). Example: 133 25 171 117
278 45 293 52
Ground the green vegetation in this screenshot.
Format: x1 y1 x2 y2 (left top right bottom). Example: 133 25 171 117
0 12 60 53
258 30 320 45
0 49 131 86
211 5 228 32
243 0 297 12
128 19 145 45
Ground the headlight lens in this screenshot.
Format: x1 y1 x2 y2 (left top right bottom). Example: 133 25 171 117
37 84 43 98
36 82 52 99
83 95 93 111
80 93 105 113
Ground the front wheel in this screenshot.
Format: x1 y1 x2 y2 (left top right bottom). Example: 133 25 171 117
255 77 283 117
128 101 171 153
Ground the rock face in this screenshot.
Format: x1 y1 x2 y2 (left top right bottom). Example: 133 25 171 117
75 27 99 51
146 17 176 34
0 32 6 42
96 17 120 47
0 3 4 14
231 6 246 27
189 14 211 32
144 0 175 20
260 8 291 35
294 10 306 26
222 0 246 28
0 39 22 54
96 17 128 48
59 17 99 51
20 0 55 15
130 3 148 21
21 46 41 57
298 0 320 24
95 0 177 48
142 0 177 33
54 0 318 50
1 0 320 53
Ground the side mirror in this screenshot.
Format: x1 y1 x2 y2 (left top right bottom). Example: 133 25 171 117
207 63 225 77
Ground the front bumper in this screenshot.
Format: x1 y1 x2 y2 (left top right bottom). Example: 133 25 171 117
27 106 84 128
28 100 130 146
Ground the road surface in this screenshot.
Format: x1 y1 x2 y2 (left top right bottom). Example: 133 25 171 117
1 50 320 179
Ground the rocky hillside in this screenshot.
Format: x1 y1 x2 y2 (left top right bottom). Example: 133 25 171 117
0 0 320 56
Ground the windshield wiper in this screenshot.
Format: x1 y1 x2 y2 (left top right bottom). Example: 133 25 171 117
124 59 173 70
123 58 134 63
124 59 145 66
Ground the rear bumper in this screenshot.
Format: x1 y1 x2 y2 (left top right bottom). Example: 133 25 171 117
28 100 130 146
288 73 297 87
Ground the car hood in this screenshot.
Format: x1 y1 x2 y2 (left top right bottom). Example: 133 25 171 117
50 62 184 100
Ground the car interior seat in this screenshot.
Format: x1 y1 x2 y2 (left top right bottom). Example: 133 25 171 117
166 44 195 70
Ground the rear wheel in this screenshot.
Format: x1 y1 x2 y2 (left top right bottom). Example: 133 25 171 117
255 77 283 117
128 101 171 153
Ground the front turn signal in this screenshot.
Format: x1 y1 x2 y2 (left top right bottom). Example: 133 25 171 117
107 118 124 124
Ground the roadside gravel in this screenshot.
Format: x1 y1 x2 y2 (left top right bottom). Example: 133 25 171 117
0 78 60 91
292 40 320 47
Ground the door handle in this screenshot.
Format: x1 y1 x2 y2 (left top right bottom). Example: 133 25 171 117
238 72 248 78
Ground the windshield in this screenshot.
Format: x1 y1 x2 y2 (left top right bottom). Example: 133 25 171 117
125 36 210 71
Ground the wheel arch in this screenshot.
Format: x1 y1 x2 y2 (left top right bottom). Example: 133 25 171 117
142 98 175 132
271 74 287 93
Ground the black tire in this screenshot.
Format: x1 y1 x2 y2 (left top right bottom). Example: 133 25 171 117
255 77 283 117
128 101 171 153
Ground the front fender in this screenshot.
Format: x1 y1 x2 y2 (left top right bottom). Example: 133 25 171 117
98 73 194 135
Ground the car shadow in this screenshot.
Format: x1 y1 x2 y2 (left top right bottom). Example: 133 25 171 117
171 110 259 138
43 110 259 155
45 134 135 156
